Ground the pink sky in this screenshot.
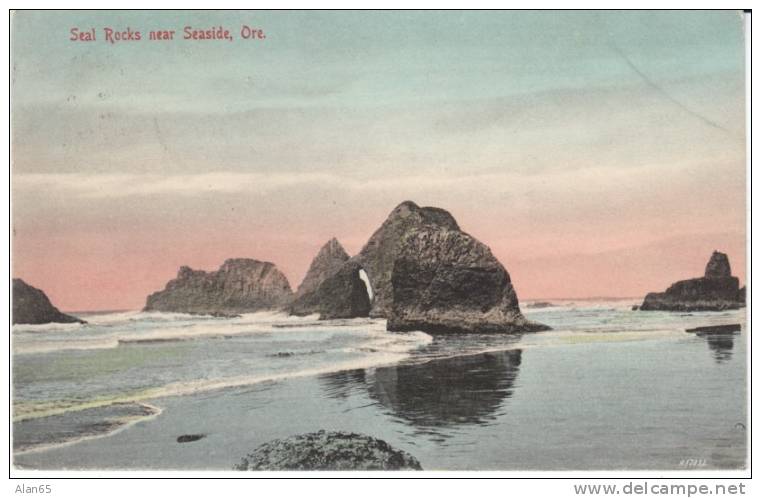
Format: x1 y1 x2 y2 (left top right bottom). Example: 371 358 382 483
11 11 746 311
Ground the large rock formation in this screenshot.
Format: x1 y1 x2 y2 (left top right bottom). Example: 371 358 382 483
353 201 460 318
297 201 548 333
234 430 422 470
289 238 370 319
386 222 548 333
12 279 85 325
640 251 745 312
144 258 293 314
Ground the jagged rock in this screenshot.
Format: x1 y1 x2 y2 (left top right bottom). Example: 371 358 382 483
289 239 369 319
386 225 549 334
234 430 422 471
290 261 371 319
12 279 85 325
144 259 293 314
293 238 349 299
353 201 460 318
640 251 745 312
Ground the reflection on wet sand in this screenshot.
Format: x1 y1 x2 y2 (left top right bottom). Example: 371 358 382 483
320 349 522 435
703 334 735 364
686 324 740 364
320 369 367 399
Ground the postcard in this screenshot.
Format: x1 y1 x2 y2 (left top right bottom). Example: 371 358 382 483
10 9 748 474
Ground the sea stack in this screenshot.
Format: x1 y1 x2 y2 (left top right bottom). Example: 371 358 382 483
639 251 745 312
385 206 548 334
12 278 85 325
352 201 460 318
289 239 371 319
353 201 548 334
144 258 293 314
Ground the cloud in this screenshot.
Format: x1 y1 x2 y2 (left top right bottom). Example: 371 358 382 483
10 156 734 202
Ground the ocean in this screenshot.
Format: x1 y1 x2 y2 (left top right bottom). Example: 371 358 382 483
12 300 747 470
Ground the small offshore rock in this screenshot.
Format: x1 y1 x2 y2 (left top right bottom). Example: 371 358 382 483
640 251 745 312
177 434 206 443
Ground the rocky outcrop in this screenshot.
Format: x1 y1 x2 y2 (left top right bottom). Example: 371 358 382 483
144 259 293 314
386 224 548 334
289 261 371 319
705 251 732 278
234 430 422 470
289 239 370 319
353 201 460 318
640 251 745 312
293 238 350 299
12 279 85 325
291 201 548 333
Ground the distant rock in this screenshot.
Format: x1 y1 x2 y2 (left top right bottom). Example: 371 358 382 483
289 239 370 319
234 430 422 470
12 279 85 325
187 311 241 319
685 324 741 334
353 201 460 318
290 261 371 319
386 222 549 334
144 259 293 314
526 301 556 309
640 251 745 312
704 251 732 278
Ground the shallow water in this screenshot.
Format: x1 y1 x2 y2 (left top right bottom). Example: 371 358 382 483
13 300 747 470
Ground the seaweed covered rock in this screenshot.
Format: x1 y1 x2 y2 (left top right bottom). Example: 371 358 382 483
234 431 422 471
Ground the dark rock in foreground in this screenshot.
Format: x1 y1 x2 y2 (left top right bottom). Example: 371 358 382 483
384 206 548 334
289 239 370 319
144 259 293 314
12 278 85 325
176 434 206 443
234 430 422 471
640 251 745 312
